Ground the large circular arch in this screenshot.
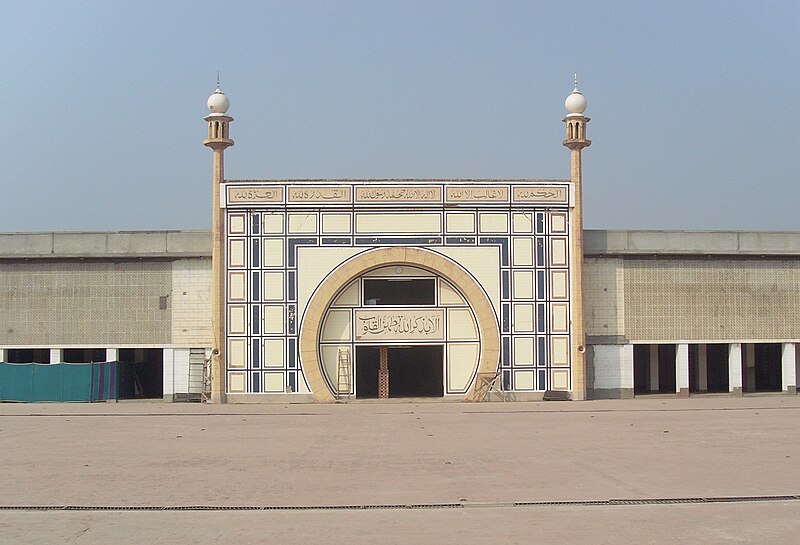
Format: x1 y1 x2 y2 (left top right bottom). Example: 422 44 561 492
299 246 501 402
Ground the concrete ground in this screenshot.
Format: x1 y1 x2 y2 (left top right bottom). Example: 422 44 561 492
0 396 798 544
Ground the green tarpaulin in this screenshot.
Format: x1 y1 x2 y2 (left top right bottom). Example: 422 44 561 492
0 361 123 402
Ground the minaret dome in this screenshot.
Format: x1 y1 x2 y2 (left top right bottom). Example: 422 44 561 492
207 86 230 115
564 74 587 117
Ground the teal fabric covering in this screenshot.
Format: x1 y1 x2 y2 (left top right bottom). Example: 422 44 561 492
0 361 121 402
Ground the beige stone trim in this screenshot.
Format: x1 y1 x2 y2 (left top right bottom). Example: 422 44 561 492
299 247 501 402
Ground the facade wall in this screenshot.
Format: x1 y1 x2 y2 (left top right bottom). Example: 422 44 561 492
0 260 172 346
623 258 800 343
584 257 625 340
171 258 212 346
223 180 575 399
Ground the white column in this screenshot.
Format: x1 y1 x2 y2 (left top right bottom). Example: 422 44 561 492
0 348 6 362
676 343 689 395
649 344 659 392
729 343 743 395
698 344 708 392
796 348 800 394
163 349 175 401
49 348 63 364
106 348 119 362
620 344 634 393
781 343 796 394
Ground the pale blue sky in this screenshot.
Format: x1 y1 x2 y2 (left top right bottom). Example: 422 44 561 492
1 1 798 232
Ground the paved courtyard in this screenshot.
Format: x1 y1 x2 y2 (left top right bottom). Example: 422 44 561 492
0 396 798 544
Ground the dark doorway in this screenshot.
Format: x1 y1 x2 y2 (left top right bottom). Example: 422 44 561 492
355 346 380 398
633 344 650 394
118 349 164 399
355 345 444 398
707 344 730 392
389 345 444 397
754 343 782 392
689 344 729 393
689 345 700 393
657 344 676 393
363 279 435 306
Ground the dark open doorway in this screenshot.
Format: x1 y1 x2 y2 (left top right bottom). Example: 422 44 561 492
754 343 782 392
355 345 444 398
690 343 730 393
118 349 163 399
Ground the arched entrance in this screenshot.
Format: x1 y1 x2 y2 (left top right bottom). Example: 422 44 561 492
299 247 500 402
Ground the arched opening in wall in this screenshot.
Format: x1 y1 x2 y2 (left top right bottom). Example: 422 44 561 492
318 265 481 400
301 247 501 403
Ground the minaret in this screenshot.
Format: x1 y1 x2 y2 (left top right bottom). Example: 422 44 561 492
204 84 234 403
563 75 590 401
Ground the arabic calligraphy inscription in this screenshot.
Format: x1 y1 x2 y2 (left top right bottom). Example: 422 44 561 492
354 309 445 341
512 186 568 203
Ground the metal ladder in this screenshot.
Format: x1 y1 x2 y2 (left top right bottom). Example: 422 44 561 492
336 347 352 401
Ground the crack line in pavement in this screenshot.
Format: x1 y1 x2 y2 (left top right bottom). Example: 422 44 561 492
2 405 800 418
1 495 798 511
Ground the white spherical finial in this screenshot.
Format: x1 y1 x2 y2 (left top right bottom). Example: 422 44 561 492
565 73 586 116
207 86 230 114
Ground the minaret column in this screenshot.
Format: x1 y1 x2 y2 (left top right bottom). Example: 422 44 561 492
204 86 234 403
563 76 591 401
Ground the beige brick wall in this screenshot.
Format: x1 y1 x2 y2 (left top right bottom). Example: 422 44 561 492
0 261 171 345
584 257 625 337
623 258 800 342
171 258 212 346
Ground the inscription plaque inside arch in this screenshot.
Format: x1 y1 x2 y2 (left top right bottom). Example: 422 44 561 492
354 309 445 341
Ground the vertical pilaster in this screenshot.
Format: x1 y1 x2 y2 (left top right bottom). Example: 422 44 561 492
676 343 689 396
698 344 708 392
0 349 6 363
649 344 660 392
781 343 796 395
210 146 226 403
729 343 743 396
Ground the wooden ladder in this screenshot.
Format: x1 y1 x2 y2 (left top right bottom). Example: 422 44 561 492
336 347 352 401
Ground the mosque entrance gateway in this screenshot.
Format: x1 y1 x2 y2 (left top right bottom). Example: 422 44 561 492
319 262 485 400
